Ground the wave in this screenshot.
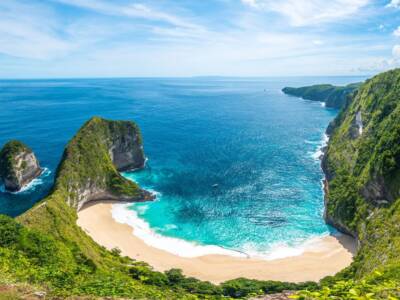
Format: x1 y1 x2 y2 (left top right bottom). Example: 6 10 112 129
111 202 333 260
111 203 247 258
309 133 329 161
241 234 331 260
0 168 51 194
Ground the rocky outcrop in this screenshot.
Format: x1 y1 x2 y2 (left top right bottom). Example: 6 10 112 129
282 83 361 109
0 140 42 192
54 117 154 210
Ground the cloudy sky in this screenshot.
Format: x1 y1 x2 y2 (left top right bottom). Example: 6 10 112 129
1 0 400 78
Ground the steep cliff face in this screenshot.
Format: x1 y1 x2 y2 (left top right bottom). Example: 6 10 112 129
322 69 400 278
282 83 361 109
54 117 153 210
0 140 42 192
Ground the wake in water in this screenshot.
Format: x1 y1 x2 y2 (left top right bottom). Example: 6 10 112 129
0 168 51 194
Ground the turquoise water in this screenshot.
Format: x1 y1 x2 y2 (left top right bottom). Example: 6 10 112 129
0 77 365 257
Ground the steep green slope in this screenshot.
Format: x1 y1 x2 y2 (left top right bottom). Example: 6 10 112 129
322 69 400 281
282 83 361 109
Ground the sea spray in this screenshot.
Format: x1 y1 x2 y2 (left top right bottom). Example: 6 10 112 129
0 168 51 194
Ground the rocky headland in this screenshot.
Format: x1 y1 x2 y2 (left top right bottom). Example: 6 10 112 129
0 140 42 192
54 116 154 210
282 83 361 109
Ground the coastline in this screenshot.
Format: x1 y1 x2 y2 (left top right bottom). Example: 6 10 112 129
77 200 356 284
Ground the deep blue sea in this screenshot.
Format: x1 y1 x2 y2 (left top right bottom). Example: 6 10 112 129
0 76 365 257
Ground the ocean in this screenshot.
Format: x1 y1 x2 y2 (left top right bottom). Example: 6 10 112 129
0 76 365 258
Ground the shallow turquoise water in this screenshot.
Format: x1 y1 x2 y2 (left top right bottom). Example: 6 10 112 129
0 77 365 256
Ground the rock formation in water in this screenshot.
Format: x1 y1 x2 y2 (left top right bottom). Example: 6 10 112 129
282 83 361 109
0 140 42 192
54 116 154 210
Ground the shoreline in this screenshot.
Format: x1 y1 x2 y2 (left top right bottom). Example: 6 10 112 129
77 200 356 284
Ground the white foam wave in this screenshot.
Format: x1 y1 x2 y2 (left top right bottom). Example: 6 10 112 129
111 203 246 258
241 234 331 260
0 168 51 194
111 203 334 260
310 133 329 161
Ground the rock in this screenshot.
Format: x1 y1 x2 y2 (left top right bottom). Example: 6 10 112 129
55 117 155 210
33 291 46 298
0 140 42 192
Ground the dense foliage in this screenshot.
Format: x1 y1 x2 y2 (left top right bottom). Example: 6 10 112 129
318 69 400 293
282 83 361 109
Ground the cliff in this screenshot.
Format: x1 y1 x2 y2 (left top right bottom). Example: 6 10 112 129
322 69 400 280
282 83 361 109
54 117 154 210
0 140 42 192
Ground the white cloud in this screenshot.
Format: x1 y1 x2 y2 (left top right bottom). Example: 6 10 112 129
313 40 324 45
55 0 202 30
241 0 369 26
241 0 258 8
393 45 400 58
0 0 74 59
393 26 400 37
386 0 400 8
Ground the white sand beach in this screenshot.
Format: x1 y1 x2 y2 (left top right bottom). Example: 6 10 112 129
77 200 356 284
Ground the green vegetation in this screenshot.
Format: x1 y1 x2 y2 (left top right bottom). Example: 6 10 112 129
2 69 400 299
0 140 31 182
52 116 150 209
282 83 361 109
293 272 400 299
0 213 316 299
296 69 400 298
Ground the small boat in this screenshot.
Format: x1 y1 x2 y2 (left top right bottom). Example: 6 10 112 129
212 184 219 188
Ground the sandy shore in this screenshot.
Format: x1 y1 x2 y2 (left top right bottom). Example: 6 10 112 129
77 200 356 284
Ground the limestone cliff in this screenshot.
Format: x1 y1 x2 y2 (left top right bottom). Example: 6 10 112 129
54 116 154 210
0 140 42 192
321 69 400 277
282 83 361 109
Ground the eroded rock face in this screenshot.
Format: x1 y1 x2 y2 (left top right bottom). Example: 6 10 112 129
0 141 42 192
55 117 154 210
108 125 146 172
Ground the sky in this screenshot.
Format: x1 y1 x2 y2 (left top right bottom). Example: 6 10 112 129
0 0 400 78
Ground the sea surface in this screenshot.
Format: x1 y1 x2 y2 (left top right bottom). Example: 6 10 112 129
0 76 365 258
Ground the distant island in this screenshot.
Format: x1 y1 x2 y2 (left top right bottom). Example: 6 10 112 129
0 69 400 299
282 83 361 109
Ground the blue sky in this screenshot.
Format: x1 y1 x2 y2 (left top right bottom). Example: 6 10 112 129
0 0 400 78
